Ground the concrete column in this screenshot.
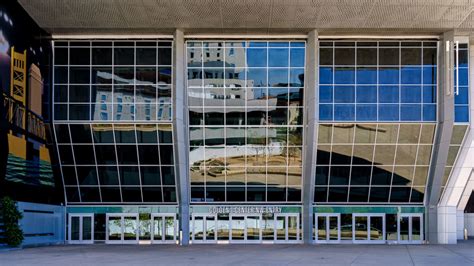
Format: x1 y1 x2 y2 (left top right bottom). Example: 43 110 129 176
302 30 318 244
173 29 190 245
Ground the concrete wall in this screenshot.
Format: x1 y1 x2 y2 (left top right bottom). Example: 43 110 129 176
17 202 65 247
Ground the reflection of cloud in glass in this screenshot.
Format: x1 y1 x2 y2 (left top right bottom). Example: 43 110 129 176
0 30 9 56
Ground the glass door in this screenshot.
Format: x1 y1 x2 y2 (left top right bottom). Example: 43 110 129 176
274 214 300 243
152 213 177 244
398 214 423 244
315 213 340 243
352 214 385 244
230 215 246 243
106 213 139 244
191 214 217 243
229 214 262 243
68 214 94 244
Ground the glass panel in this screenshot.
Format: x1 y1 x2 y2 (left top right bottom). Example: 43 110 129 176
247 216 260 240
82 216 92 241
354 216 368 240
71 216 80 241
262 214 275 241
288 216 298 240
123 216 137 241
108 216 122 241
231 216 245 240
139 214 151 241
399 216 409 241
164 216 175 240
340 214 352 240
386 214 398 240
206 216 216 241
412 216 421 241
317 216 327 240
154 216 163 241
370 216 383 240
217 214 230 241
329 216 339 240
276 216 286 240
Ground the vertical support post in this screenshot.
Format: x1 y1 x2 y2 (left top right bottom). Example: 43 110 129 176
425 31 455 244
302 30 318 244
173 29 190 245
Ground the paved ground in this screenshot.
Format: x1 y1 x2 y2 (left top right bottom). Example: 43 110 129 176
0 241 473 265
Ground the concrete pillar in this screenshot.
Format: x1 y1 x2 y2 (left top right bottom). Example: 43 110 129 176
426 31 455 244
302 30 318 244
173 29 190 245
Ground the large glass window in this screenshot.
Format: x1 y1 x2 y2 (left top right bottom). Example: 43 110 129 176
454 43 469 123
188 41 305 202
314 123 435 203
319 41 437 122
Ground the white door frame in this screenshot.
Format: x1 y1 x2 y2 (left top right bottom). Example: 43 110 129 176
229 214 262 244
151 213 177 244
106 213 139 244
68 213 94 244
398 213 423 244
191 213 217 244
274 213 300 244
314 213 341 243
352 213 385 244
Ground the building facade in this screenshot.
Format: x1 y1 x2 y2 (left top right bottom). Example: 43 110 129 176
2 0 474 246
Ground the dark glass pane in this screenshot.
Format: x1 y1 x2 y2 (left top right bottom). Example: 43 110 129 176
69 104 90 120
247 187 266 202
136 48 156 65
371 166 393 185
267 187 286 202
101 187 121 202
114 125 136 143
114 48 134 65
54 85 68 102
369 187 390 202
350 166 371 185
54 67 68 84
158 125 173 143
61 166 77 185
58 145 74 164
390 187 411 202
328 187 348 202
159 145 174 165
54 124 71 143
315 166 329 185
410 187 425 203
331 145 352 165
92 47 112 65
357 48 377 65
287 187 301 201
142 187 162 202
66 187 81 202
120 166 140 185
76 166 98 185
379 48 399 65
138 145 159 164
140 166 161 185
97 166 119 185
73 145 95 164
423 48 436 65
334 67 355 84
316 146 331 165
92 124 114 143
69 67 90 84
163 187 176 202
158 48 172 65
54 48 68 65
121 187 142 202
158 67 172 84
113 67 134 84
161 166 175 185
94 145 117 164
226 187 245 202
329 166 350 185
401 48 421 65
206 186 225 202
70 48 90 65
314 186 328 202
191 187 205 202
69 85 90 102
334 48 355 65
116 145 138 164
349 187 369 202
136 67 157 84
79 187 101 202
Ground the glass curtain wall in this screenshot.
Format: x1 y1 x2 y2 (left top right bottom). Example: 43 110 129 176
53 40 177 203
315 41 438 204
187 41 305 202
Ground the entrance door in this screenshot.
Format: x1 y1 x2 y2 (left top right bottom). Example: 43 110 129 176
275 214 300 243
352 214 385 243
315 213 340 243
191 214 217 243
398 214 423 244
68 214 94 244
152 214 177 244
106 213 139 244
229 214 262 243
